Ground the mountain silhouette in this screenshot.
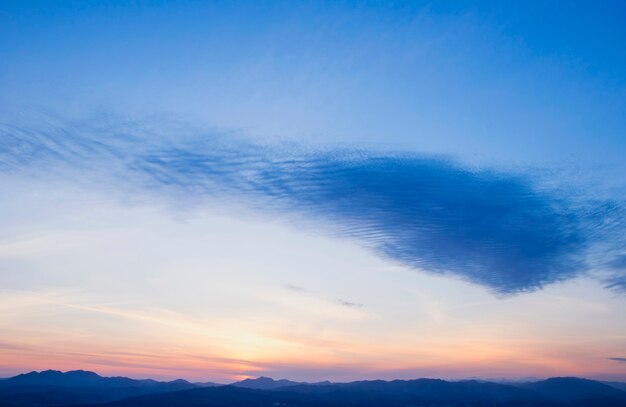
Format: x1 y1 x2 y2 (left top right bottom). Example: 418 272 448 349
519 377 626 405
605 381 626 392
0 370 202 406
75 378 626 407
231 376 303 389
1 370 625 407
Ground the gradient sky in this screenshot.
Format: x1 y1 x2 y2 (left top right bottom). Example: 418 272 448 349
1 1 626 382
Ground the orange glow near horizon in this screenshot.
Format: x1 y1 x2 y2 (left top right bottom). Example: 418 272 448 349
2 314 625 382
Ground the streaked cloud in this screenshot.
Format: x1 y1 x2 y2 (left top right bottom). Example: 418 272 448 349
1 118 625 294
606 255 626 271
336 300 364 308
284 285 364 309
605 275 626 293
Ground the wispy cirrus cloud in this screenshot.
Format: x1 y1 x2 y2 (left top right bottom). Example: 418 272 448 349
1 118 625 295
609 358 626 363
336 300 364 309
284 285 364 308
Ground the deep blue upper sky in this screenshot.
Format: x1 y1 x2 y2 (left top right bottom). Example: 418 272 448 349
1 1 625 168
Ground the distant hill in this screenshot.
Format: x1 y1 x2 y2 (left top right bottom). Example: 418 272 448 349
605 381 626 392
2 370 626 407
517 377 626 405
3 370 158 388
231 376 303 389
230 376 335 390
0 370 202 406
79 376 626 407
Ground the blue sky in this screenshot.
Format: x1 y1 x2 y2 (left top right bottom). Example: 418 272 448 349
0 1 625 381
2 1 626 166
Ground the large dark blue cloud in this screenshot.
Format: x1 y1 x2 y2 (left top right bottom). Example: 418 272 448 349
1 120 624 294
137 148 590 293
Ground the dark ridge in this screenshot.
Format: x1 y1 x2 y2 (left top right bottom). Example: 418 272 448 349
231 376 303 390
0 370 199 406
2 371 625 407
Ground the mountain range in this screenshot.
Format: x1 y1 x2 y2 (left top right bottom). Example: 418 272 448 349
1 370 625 407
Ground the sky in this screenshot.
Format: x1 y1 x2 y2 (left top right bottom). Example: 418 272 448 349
0 0 626 382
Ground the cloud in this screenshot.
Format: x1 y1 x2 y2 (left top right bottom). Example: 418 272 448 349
284 285 309 294
336 300 364 308
132 143 606 294
2 118 625 295
284 285 364 308
609 358 626 363
606 255 626 271
605 276 626 293
603 254 626 293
